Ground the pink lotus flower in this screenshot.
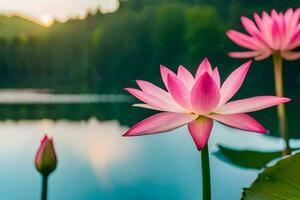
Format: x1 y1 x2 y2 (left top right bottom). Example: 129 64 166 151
124 59 290 150
227 8 300 60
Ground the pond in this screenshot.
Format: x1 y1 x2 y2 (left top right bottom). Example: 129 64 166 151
0 90 295 200
0 1 299 199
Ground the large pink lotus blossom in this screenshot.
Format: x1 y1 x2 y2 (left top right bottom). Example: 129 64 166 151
124 59 290 150
227 8 300 60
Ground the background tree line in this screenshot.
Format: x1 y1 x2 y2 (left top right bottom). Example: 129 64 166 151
0 0 298 94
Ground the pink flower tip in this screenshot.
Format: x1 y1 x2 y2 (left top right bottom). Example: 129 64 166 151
244 60 253 66
281 97 291 103
123 129 142 137
240 16 247 21
122 132 131 137
122 132 128 137
160 64 166 69
225 29 234 36
240 60 253 71
35 134 57 176
41 134 53 143
203 57 209 62
124 88 133 93
258 127 269 134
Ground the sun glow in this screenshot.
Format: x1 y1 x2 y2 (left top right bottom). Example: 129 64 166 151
39 14 54 27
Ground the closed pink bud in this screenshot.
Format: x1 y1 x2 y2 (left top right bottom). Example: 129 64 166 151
35 135 57 176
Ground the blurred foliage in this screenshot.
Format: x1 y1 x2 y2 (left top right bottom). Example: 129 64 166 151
216 145 283 169
242 152 300 200
0 0 298 92
0 0 298 136
215 145 300 169
0 15 45 40
0 0 233 91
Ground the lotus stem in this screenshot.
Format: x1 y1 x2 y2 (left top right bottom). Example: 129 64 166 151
201 144 211 200
272 54 290 155
41 175 48 200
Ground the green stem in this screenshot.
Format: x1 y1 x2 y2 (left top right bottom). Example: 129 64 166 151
41 175 48 200
201 144 211 200
272 54 290 156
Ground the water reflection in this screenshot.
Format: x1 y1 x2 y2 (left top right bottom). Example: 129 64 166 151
0 118 289 199
77 119 139 188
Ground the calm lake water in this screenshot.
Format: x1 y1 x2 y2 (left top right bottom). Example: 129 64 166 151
0 90 296 200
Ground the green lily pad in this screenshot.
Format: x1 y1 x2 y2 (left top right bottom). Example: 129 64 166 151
215 145 284 169
242 152 300 200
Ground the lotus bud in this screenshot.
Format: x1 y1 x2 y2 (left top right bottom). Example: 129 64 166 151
35 135 57 176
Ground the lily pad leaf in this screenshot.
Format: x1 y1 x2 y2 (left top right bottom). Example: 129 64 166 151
242 152 300 200
215 145 283 169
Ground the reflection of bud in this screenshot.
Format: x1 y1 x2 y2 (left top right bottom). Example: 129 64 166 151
35 135 57 176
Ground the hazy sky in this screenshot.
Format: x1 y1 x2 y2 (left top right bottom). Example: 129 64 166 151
0 0 119 25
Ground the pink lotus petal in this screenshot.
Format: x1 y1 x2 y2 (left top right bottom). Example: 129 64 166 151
241 16 261 36
177 65 195 90
283 9 294 46
253 12 263 30
226 30 259 50
210 113 268 134
271 9 279 19
123 112 197 136
133 104 167 111
188 117 213 150
241 16 268 47
288 9 300 39
195 58 213 79
228 51 260 59
212 67 221 88
215 96 291 114
289 25 300 49
272 18 281 50
254 52 272 60
125 88 183 112
136 80 168 95
261 11 274 47
191 72 220 114
167 73 191 110
160 65 176 90
136 80 181 109
255 12 273 47
281 51 300 60
284 8 293 22
219 61 252 105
